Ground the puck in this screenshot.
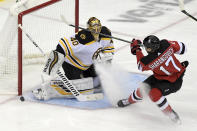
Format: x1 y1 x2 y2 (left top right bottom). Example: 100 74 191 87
20 96 25 102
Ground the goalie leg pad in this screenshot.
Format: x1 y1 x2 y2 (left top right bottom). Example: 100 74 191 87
43 50 65 76
93 76 102 93
32 77 94 100
71 77 94 90
50 77 95 98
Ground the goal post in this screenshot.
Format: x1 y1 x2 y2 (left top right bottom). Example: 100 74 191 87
18 0 62 96
0 0 79 96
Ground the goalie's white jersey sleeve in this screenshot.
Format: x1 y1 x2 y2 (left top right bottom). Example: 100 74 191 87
58 26 115 70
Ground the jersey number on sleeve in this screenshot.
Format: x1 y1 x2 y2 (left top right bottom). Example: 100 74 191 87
159 56 181 75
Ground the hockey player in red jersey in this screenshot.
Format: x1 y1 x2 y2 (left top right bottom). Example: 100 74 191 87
117 35 188 124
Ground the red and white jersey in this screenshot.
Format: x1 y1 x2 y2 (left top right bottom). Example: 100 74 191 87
136 40 186 82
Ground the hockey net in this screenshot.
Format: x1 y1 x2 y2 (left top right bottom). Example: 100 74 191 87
0 0 79 95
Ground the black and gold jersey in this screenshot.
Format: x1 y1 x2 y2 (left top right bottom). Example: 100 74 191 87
56 26 115 71
75 26 112 45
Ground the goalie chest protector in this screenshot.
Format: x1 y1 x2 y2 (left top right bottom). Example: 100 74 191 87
58 26 114 71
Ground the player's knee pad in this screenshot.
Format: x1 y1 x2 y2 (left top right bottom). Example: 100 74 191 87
148 89 172 114
148 88 162 102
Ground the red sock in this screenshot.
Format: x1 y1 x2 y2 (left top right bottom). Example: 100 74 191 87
149 88 172 114
128 88 143 104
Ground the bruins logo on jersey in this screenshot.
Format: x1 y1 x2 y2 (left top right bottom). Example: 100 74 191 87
75 30 95 45
80 34 86 39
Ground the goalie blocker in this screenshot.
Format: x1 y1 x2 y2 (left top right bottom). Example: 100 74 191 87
32 50 103 101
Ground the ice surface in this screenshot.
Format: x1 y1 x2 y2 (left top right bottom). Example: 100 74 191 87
0 0 197 131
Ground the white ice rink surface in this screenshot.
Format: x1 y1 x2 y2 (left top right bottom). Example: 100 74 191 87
0 0 197 131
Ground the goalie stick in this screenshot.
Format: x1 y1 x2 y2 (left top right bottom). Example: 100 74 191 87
60 15 143 46
18 24 104 101
18 24 46 56
178 0 197 22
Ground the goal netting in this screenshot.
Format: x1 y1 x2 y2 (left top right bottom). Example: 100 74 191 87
0 0 79 95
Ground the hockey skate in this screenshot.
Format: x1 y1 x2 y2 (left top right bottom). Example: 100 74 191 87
167 110 182 125
117 99 131 107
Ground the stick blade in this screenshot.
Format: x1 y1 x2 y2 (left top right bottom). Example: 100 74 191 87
181 10 197 21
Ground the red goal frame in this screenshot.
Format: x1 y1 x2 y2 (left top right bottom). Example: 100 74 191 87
17 0 79 96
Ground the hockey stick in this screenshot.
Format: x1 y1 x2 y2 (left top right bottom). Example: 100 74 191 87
60 15 143 46
18 24 104 101
57 68 103 101
18 24 46 56
178 0 197 21
19 24 47 84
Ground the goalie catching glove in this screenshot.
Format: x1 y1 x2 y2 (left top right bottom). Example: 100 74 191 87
43 50 64 76
93 50 113 64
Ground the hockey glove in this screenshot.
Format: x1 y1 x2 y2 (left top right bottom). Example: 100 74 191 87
93 51 113 64
181 61 189 68
130 39 142 55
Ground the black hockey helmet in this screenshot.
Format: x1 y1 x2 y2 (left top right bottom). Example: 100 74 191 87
143 35 160 52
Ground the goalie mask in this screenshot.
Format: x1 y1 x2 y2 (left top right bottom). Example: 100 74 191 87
143 35 160 53
87 17 102 41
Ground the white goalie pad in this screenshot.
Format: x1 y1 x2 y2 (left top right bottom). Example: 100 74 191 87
32 77 94 100
71 77 94 90
43 50 65 76
50 77 94 90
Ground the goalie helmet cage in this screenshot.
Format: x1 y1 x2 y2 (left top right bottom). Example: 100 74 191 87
0 0 79 96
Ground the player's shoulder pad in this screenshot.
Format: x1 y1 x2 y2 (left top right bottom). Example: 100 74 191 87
75 29 95 45
160 39 170 46
157 39 170 53
99 26 112 38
